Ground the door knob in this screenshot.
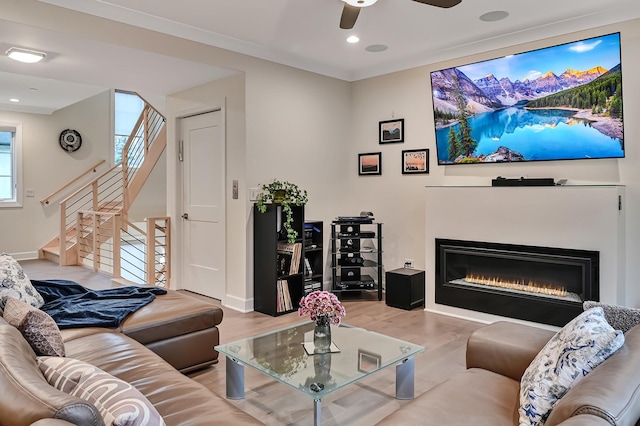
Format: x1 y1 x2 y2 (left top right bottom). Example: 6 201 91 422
182 213 189 219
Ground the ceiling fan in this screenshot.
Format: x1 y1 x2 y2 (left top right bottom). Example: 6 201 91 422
340 0 462 30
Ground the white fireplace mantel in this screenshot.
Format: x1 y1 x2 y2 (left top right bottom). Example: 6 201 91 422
425 185 626 326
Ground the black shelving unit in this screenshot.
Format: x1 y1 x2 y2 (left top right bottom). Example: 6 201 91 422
303 221 323 294
253 204 305 316
331 221 383 301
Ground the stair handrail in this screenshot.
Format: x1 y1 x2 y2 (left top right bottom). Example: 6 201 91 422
58 162 121 206
121 103 165 212
40 160 107 205
52 93 168 287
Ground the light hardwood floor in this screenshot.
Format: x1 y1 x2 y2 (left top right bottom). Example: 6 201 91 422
21 259 483 425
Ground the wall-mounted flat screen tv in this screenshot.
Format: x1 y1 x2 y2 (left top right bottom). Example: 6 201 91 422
430 32 624 165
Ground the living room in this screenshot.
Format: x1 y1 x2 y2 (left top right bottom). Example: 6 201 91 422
2 1 640 425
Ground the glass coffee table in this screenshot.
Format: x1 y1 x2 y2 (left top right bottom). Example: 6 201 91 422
215 321 424 425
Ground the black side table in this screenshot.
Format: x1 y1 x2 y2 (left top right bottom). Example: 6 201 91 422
385 268 425 310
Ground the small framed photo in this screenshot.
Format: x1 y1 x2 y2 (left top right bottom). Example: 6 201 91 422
379 118 404 144
402 148 429 174
358 152 382 176
358 349 382 373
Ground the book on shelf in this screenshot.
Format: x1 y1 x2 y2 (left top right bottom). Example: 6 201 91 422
304 280 322 295
276 280 282 312
277 242 302 275
277 279 293 312
304 257 313 278
283 280 292 311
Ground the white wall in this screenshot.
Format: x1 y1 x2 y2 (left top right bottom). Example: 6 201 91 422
167 73 248 309
0 90 111 257
128 150 167 222
350 19 640 307
167 62 352 311
425 186 625 326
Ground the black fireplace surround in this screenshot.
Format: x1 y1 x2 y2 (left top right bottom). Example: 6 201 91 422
435 239 599 327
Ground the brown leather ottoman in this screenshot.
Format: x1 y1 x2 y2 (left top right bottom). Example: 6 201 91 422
120 290 223 373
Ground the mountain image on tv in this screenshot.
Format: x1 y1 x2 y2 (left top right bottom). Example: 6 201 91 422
430 33 624 165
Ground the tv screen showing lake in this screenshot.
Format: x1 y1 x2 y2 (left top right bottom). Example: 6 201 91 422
434 106 624 163
430 32 624 165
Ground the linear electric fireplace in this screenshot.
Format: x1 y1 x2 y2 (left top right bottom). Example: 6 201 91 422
435 239 599 327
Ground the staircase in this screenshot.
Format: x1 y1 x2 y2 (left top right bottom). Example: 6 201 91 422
40 99 171 287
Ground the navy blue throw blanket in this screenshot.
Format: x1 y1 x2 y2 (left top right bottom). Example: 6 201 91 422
32 279 167 329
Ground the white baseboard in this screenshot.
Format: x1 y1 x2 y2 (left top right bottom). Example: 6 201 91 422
425 305 559 331
7 251 38 261
223 294 253 313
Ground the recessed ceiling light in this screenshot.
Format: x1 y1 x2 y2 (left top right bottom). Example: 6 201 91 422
6 47 46 63
479 10 509 22
9 98 20 103
365 44 388 53
347 35 360 44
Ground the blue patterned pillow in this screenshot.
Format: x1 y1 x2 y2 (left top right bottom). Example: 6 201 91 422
519 307 624 426
0 253 44 310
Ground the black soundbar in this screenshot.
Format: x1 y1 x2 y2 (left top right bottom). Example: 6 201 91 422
492 177 555 187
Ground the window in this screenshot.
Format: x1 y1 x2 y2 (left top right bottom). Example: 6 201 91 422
114 91 144 164
0 123 22 207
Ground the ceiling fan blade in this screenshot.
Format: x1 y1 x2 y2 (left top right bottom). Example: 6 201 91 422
412 0 462 8
340 4 361 29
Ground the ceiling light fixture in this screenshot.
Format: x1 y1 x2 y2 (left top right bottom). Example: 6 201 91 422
6 47 46 64
347 35 360 44
344 0 378 7
9 98 20 103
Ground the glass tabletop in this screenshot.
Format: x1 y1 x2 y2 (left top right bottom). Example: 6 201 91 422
215 321 424 399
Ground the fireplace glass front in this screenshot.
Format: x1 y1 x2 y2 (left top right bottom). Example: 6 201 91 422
435 239 599 326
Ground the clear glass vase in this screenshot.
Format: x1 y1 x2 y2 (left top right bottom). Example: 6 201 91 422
314 316 332 354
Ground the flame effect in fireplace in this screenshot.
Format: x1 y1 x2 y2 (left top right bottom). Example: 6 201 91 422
465 274 567 297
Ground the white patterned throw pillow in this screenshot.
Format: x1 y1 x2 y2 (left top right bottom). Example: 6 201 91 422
38 356 166 426
0 253 44 310
519 307 624 426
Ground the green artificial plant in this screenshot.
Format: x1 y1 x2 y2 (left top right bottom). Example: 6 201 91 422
256 179 308 243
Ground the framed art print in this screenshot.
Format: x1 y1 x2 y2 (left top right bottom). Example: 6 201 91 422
379 118 404 144
359 152 382 175
402 148 429 174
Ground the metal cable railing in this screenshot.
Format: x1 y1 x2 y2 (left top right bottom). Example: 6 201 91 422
56 96 169 286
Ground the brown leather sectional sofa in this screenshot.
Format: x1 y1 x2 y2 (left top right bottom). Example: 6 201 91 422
0 286 262 425
377 321 640 425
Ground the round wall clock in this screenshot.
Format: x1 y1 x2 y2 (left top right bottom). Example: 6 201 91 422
59 129 82 152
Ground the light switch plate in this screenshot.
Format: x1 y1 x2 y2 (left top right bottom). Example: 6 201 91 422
249 187 261 202
232 180 238 199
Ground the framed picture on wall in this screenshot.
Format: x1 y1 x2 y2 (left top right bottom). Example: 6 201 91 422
358 152 382 175
402 148 429 174
379 119 404 144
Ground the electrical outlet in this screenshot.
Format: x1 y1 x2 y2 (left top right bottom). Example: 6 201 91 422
404 259 414 268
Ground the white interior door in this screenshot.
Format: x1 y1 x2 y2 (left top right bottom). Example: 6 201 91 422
180 110 225 299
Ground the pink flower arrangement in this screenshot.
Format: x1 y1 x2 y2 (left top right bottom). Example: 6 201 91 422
298 290 346 326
